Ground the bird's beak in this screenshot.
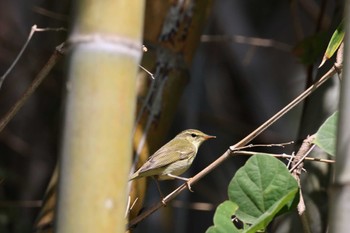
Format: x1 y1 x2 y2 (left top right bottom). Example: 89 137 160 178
204 135 216 140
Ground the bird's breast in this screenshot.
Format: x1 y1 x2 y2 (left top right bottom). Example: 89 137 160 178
157 155 196 180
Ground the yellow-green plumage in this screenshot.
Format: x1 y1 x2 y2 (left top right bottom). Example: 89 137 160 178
130 129 215 181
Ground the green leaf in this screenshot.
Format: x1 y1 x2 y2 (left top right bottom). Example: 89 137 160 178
228 154 299 231
244 188 298 233
313 111 338 156
319 20 344 68
206 201 241 233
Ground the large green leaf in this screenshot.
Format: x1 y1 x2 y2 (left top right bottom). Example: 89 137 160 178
244 188 298 233
313 111 338 156
206 201 241 233
319 20 344 68
228 154 299 231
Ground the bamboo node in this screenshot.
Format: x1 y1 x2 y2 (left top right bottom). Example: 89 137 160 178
68 34 142 58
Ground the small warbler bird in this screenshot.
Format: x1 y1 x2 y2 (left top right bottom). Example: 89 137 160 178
129 129 215 191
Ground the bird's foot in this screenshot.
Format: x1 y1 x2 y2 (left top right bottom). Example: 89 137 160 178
167 174 194 192
186 178 194 192
161 199 167 206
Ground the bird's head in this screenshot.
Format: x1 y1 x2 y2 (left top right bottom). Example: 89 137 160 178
176 129 216 148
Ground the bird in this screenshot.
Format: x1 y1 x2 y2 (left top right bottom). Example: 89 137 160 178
129 129 216 193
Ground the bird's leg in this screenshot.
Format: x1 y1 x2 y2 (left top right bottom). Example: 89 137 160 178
167 174 193 192
152 177 166 206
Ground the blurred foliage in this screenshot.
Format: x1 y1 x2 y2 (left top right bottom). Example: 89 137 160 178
293 32 328 65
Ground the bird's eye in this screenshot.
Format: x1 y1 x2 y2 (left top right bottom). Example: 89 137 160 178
191 133 197 138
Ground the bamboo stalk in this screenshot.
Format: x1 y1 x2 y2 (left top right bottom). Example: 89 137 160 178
55 1 144 232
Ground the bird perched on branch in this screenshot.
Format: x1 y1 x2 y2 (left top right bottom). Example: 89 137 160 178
130 129 216 192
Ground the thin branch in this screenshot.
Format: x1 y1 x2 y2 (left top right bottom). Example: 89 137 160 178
234 141 294 151
234 150 335 164
287 152 295 169
290 135 316 233
201 34 292 52
171 200 214 211
0 42 67 132
0 25 66 89
335 42 344 73
127 61 338 229
138 45 154 79
139 65 155 79
125 196 131 217
32 6 69 22
125 196 139 218
289 144 316 172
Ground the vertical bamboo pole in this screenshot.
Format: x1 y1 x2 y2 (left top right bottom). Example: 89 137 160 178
56 1 144 232
329 2 350 232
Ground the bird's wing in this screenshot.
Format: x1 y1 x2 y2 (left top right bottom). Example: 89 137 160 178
138 142 195 174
